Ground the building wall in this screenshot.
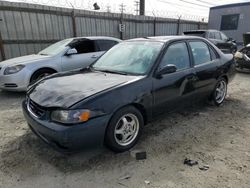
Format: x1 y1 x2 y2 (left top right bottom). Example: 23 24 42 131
208 3 250 45
0 1 207 61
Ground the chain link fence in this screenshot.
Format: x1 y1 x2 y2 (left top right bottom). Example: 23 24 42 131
0 0 208 61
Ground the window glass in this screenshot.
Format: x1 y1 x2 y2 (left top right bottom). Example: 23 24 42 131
209 47 217 60
159 42 190 70
220 14 239 30
220 32 228 41
93 41 163 74
38 39 72 55
96 40 118 51
189 41 211 65
208 32 215 39
214 32 221 40
69 40 96 54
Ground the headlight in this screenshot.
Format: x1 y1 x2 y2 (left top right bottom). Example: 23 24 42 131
4 65 25 75
51 109 103 124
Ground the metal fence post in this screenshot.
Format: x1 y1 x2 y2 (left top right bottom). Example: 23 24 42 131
71 10 77 37
0 31 6 61
119 14 123 40
198 21 201 30
153 18 156 36
176 17 181 35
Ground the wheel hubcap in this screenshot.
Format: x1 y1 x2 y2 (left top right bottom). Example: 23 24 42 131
114 114 139 146
215 80 227 104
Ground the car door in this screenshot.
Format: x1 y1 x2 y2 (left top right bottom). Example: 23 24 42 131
61 39 100 71
152 41 197 115
188 40 220 101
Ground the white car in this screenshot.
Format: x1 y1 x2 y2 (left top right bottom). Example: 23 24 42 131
0 36 121 91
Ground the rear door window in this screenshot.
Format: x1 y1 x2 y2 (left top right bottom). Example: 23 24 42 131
214 32 222 40
95 40 118 51
189 41 211 65
220 32 228 41
159 42 190 71
208 32 215 39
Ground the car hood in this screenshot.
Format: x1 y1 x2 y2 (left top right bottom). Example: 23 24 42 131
28 70 142 108
0 54 51 67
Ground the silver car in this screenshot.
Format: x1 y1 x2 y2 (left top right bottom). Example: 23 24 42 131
0 36 121 91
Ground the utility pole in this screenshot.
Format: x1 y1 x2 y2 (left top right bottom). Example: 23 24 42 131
119 3 125 14
134 1 139 15
176 15 182 35
119 3 125 40
106 5 111 13
139 0 145 15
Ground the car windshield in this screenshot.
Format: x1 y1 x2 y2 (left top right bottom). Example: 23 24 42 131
92 41 163 75
38 39 72 56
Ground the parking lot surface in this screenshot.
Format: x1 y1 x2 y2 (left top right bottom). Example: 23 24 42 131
0 73 250 188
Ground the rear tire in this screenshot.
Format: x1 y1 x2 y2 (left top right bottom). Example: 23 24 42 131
105 106 144 152
210 78 227 106
30 69 56 84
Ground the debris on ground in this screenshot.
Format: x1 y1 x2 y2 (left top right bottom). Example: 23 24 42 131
130 149 147 160
199 165 209 171
144 180 150 185
118 174 131 181
183 158 199 166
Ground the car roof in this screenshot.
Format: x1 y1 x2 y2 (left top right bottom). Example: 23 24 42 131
125 35 205 43
67 36 122 42
184 29 220 33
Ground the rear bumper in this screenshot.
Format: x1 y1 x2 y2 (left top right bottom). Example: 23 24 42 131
22 101 111 152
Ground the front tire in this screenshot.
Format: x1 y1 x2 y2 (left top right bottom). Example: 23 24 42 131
30 69 56 85
105 106 144 152
211 78 227 106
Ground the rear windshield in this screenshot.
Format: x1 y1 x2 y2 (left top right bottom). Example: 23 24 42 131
183 31 206 37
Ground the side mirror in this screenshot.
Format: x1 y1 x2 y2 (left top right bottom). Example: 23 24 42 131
228 38 236 43
66 48 77 56
156 64 177 78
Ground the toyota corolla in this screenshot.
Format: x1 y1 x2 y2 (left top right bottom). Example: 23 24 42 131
22 36 235 152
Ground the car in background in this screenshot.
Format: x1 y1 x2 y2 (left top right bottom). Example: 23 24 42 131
22 36 235 153
234 44 250 70
0 36 121 91
183 29 237 54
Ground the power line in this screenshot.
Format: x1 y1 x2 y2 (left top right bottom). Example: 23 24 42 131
195 0 217 6
179 0 210 8
157 0 208 10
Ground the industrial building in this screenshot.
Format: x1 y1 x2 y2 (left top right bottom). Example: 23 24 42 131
208 2 250 46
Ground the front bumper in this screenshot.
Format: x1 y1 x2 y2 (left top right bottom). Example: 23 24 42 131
0 70 31 91
235 59 250 69
22 101 111 152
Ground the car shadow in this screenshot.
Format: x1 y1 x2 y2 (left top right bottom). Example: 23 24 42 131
0 96 248 176
236 68 250 74
0 90 26 100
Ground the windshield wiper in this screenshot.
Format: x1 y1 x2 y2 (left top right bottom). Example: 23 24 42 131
92 68 128 75
39 53 49 56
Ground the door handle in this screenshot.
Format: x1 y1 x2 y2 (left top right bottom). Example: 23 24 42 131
187 75 198 81
91 55 98 58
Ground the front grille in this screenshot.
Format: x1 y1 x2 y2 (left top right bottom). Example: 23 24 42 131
28 99 46 118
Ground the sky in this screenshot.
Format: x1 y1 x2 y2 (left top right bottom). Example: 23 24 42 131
4 0 250 21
